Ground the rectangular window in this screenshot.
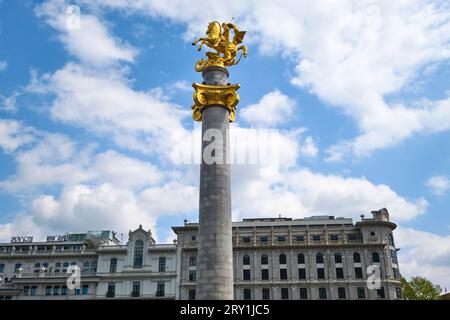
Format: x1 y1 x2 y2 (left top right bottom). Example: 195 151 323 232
280 268 288 280
377 287 385 299
396 287 403 299
156 282 165 297
132 282 140 297
53 286 60 295
393 268 399 279
45 286 51 296
15 263 21 272
243 288 251 300
159 257 166 272
61 286 67 296
75 288 81 295
107 283 115 298
82 284 89 295
348 234 357 241
262 288 270 300
298 268 306 279
330 234 339 241
110 258 117 273
319 288 327 299
338 287 346 299
312 235 321 241
23 286 29 296
354 267 363 279
391 250 398 264
317 268 325 279
189 256 197 267
296 235 304 242
260 236 268 243
336 268 344 279
55 262 61 268
277 236 285 242
357 287 366 299
243 237 251 243
188 289 196 300
261 269 269 280
189 270 196 282
0 263 4 273
243 269 251 281
281 288 289 300
299 288 308 299
30 286 37 296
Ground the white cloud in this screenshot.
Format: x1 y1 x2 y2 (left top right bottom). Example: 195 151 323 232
0 133 92 192
0 119 36 153
172 80 191 92
426 175 450 197
89 0 450 158
35 0 137 66
299 136 318 158
241 90 296 127
94 150 162 189
28 63 189 157
0 180 198 243
0 91 20 112
0 60 7 71
396 227 450 289
232 166 428 223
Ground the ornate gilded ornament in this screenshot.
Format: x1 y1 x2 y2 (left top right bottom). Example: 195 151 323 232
192 21 248 72
192 83 240 122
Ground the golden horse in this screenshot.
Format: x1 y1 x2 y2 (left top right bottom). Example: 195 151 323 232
192 21 248 72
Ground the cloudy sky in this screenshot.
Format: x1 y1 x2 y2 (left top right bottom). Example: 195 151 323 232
0 0 450 289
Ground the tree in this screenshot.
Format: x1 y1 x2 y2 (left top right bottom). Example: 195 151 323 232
401 276 441 300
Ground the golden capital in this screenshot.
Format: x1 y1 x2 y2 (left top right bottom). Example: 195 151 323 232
192 83 240 122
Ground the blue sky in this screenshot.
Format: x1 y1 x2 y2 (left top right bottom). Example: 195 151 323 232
1 0 450 288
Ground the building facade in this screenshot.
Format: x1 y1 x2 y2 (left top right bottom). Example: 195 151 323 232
173 208 403 300
0 209 403 300
0 225 177 300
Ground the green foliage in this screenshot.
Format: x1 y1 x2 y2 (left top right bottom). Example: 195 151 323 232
401 276 441 300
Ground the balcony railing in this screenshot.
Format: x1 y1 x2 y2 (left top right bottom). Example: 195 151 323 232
15 271 97 278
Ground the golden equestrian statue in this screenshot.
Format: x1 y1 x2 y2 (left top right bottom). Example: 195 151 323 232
192 21 248 72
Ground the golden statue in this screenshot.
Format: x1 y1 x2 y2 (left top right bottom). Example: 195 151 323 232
192 21 248 72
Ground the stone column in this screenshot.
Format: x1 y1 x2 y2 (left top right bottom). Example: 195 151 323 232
196 66 234 300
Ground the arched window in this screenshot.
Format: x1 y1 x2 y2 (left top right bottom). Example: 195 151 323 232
316 253 324 264
189 256 196 267
297 253 305 264
372 252 380 263
158 257 166 272
243 254 250 265
353 252 361 263
133 240 144 268
279 254 287 265
334 252 342 264
261 254 268 265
